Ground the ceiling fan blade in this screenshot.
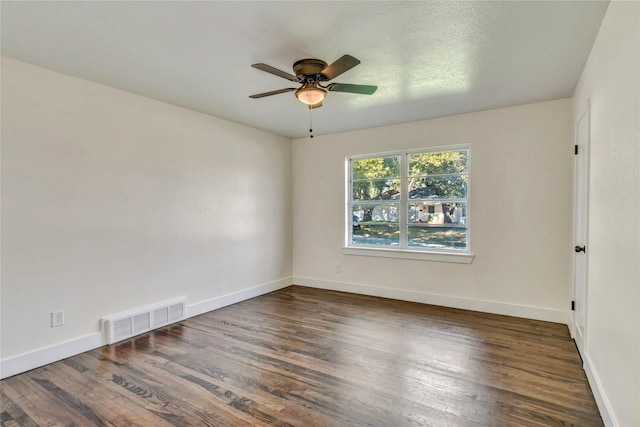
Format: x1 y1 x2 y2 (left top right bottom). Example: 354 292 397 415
249 88 297 99
251 63 298 82
327 83 377 95
320 55 361 80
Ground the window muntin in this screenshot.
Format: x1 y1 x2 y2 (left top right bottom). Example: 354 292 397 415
348 148 469 252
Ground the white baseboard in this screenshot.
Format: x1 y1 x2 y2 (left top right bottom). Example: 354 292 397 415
0 332 103 380
294 276 570 324
187 276 292 318
584 353 617 427
1 276 293 380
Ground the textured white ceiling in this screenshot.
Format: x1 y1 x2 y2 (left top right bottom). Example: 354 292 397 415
1 1 609 139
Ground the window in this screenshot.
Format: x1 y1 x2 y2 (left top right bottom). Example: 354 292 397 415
348 147 469 254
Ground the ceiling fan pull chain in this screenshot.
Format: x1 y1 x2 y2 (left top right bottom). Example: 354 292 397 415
309 106 314 139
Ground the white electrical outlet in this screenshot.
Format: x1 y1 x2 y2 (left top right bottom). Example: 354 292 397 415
51 311 64 327
336 264 341 273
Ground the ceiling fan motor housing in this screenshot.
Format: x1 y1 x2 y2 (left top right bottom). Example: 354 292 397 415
293 59 328 80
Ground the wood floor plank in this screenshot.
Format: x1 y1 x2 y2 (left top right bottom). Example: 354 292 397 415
1 286 603 426
39 358 176 427
1 374 91 426
78 351 254 426
0 391 39 427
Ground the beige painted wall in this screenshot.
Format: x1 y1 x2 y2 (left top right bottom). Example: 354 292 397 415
293 99 573 319
1 58 293 359
572 1 640 425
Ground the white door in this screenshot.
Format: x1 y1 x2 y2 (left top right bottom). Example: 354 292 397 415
573 103 590 361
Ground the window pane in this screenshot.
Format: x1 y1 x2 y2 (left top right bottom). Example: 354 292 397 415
408 150 468 176
352 178 401 201
408 175 467 199
352 224 400 247
409 202 467 225
408 225 468 250
351 202 399 223
352 156 400 180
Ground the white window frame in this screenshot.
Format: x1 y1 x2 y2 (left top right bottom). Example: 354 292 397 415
344 145 474 264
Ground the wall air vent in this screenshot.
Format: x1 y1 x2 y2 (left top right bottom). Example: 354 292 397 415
102 296 187 345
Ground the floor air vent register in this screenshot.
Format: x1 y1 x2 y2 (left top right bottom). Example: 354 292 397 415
102 296 187 345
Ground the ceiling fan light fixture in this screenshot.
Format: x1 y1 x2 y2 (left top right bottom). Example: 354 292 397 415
295 84 326 106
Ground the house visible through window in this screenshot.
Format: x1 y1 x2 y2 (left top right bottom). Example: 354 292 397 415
348 147 469 252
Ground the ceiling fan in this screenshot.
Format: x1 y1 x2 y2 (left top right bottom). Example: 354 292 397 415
249 55 377 109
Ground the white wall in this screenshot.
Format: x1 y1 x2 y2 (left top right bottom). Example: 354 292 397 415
572 2 640 426
293 99 573 322
1 58 293 371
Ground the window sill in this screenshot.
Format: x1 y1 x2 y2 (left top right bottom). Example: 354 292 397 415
342 247 475 264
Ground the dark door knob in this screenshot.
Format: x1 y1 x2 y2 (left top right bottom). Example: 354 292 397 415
575 245 586 253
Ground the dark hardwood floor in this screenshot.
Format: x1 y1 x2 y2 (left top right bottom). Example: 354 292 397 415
1 286 603 426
